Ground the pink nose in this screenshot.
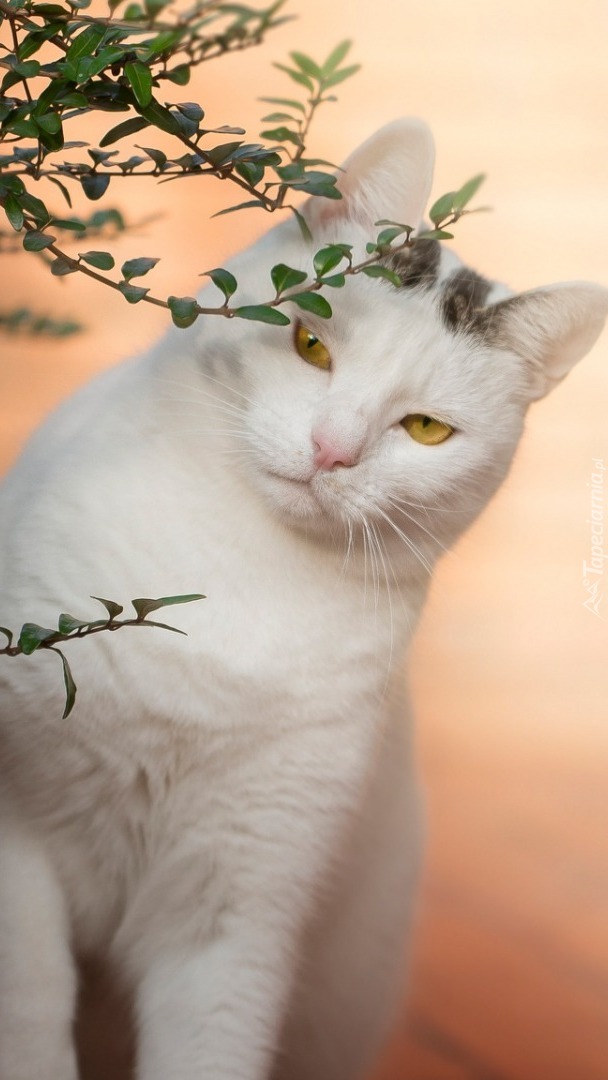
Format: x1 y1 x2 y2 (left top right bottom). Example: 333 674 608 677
313 435 357 471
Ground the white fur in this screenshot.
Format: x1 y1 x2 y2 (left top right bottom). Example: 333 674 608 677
0 119 606 1080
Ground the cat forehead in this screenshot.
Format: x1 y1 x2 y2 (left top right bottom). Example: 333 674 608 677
288 276 505 406
301 223 504 348
304 251 494 355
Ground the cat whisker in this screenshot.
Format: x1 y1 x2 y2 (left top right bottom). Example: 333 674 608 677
375 505 435 578
369 519 395 681
362 516 382 614
166 430 253 442
339 516 356 579
385 498 451 558
148 372 262 423
162 396 247 416
390 493 479 516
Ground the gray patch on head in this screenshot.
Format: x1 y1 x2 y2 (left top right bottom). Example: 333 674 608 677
440 268 493 336
384 239 441 291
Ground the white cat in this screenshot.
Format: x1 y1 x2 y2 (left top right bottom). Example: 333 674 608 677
0 119 606 1080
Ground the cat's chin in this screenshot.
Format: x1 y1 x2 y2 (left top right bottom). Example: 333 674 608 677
254 470 348 534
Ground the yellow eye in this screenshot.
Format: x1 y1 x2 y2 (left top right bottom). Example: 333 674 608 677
294 322 331 370
401 414 454 445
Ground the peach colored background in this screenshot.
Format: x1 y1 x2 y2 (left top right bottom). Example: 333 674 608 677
1 1 608 1073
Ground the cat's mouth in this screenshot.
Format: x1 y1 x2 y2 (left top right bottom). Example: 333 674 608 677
260 466 356 526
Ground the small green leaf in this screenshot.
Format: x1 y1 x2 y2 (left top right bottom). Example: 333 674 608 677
416 228 454 240
289 51 322 79
125 59 153 108
260 126 302 147
20 191 51 227
201 268 237 302
290 293 333 319
361 265 402 287
141 27 183 57
52 648 77 718
292 208 312 243
131 593 205 620
13 59 41 78
65 23 106 66
133 619 187 635
58 613 90 634
234 161 264 186
17 29 55 60
288 174 340 199
234 305 291 326
35 110 61 135
7 118 38 138
375 219 415 240
3 195 24 232
175 101 204 123
429 191 455 226
51 218 85 232
118 281 149 304
273 63 314 93
91 596 124 619
79 250 115 270
259 96 306 114
375 226 407 247
270 263 308 295
321 40 352 76
276 162 305 182
167 295 199 328
319 273 346 289
320 64 360 89
121 256 159 281
23 230 56 252
100 116 150 147
203 141 243 168
313 245 347 278
211 199 267 218
51 257 78 276
165 64 190 85
35 115 64 152
261 111 297 123
452 173 486 211
138 145 167 167
80 174 111 201
136 98 181 136
18 622 56 655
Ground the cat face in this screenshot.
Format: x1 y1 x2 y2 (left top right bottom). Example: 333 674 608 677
223 258 526 561
194 120 608 567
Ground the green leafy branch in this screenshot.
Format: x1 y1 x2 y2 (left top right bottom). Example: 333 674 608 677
10 171 486 328
0 304 82 333
0 8 353 237
0 6 487 333
0 592 204 717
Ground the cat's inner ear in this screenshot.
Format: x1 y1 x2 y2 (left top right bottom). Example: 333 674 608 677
487 282 608 400
303 118 435 237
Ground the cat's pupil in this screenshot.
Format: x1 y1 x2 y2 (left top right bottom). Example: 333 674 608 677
421 416 432 428
306 334 319 349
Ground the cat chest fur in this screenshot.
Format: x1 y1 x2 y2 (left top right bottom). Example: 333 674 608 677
5 544 405 956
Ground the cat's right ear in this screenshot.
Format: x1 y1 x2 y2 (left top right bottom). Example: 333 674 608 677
302 118 435 237
487 282 608 400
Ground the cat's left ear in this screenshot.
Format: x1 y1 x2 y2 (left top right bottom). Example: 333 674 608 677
303 118 435 235
488 282 608 400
